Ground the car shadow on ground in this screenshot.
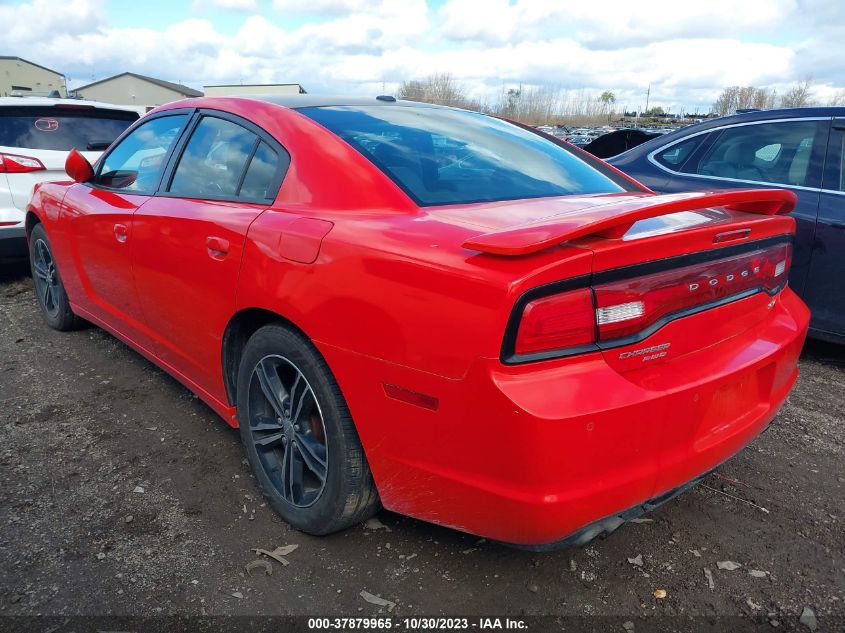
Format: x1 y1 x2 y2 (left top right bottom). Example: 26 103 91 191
802 337 845 367
0 260 29 283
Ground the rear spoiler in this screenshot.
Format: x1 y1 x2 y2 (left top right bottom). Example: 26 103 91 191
462 189 797 256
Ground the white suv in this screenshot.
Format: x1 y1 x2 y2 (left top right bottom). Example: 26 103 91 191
0 97 140 259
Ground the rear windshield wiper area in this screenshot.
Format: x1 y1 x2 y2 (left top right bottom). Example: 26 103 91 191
86 140 112 151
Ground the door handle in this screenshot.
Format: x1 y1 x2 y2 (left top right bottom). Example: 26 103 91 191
114 223 128 243
206 236 230 259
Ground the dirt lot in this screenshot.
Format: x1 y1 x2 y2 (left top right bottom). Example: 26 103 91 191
1 262 843 630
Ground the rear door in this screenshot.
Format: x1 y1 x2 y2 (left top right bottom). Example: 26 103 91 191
649 118 828 297
59 112 191 337
803 119 845 338
131 111 288 398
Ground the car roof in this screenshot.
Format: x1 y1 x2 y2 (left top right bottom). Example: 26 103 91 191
233 94 454 111
677 106 844 136
0 96 141 113
613 106 845 160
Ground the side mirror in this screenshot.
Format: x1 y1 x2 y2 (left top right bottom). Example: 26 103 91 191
65 148 94 183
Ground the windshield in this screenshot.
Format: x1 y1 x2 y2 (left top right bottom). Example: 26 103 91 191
300 105 626 206
0 106 138 151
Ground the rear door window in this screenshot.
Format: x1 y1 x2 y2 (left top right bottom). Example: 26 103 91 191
695 120 823 187
167 117 287 201
0 106 138 151
168 116 257 199
653 135 705 170
238 141 282 201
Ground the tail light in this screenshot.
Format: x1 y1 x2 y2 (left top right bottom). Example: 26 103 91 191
514 288 595 354
594 243 791 341
0 153 46 173
508 241 792 360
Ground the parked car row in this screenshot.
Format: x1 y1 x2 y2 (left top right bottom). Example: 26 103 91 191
22 95 811 548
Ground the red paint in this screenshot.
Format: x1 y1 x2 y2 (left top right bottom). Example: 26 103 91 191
462 189 796 255
64 149 93 182
27 97 810 546
279 217 333 264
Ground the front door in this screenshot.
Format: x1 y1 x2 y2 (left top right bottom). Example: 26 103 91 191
131 113 287 400
60 112 191 339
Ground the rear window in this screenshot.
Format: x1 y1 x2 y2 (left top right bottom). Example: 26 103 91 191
300 106 625 206
0 106 138 151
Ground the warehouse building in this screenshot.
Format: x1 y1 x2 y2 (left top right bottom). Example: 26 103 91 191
203 83 307 97
0 56 66 97
72 72 202 107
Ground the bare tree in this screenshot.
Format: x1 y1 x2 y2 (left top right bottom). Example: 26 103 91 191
397 73 473 108
780 77 815 108
829 89 845 106
393 77 671 126
712 86 777 116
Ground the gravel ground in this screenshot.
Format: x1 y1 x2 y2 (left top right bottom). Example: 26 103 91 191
1 262 843 631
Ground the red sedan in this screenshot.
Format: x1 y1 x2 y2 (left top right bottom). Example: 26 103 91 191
26 96 809 548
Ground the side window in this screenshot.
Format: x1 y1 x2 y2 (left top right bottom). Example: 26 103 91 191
97 114 188 193
239 142 281 201
822 127 845 193
696 120 821 186
834 133 844 192
654 135 703 171
169 117 257 199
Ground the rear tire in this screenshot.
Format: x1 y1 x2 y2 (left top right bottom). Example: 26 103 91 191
28 223 82 331
236 323 380 534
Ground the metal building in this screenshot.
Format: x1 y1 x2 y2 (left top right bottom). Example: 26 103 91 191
0 56 66 97
203 83 307 97
72 72 203 107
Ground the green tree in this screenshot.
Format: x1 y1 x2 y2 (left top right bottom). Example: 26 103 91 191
600 91 616 106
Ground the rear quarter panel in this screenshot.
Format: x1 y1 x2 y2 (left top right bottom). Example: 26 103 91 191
235 208 594 379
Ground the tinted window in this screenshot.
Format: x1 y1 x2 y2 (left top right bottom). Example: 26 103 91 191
239 142 280 200
301 106 625 205
696 120 820 187
98 114 188 193
0 106 137 151
654 135 703 170
169 117 257 198
830 132 845 192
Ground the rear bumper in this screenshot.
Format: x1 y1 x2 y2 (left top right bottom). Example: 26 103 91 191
509 470 710 551
321 287 809 546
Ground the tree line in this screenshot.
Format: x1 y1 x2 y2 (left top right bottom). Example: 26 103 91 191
395 74 845 125
397 74 621 126
710 78 845 116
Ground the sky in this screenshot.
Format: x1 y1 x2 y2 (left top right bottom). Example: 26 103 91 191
1 0 842 112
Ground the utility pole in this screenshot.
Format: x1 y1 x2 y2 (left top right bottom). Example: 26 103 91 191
644 83 651 115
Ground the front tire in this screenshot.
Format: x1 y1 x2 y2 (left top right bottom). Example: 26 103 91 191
236 323 380 534
28 223 82 331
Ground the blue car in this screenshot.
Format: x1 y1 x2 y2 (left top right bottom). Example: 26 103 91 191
609 107 845 343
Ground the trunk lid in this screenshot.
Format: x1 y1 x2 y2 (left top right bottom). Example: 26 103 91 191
441 189 798 369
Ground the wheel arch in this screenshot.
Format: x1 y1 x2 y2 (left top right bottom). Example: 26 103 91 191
221 307 313 407
25 210 42 238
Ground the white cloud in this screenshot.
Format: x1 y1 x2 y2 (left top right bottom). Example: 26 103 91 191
1 0 842 110
272 0 369 15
